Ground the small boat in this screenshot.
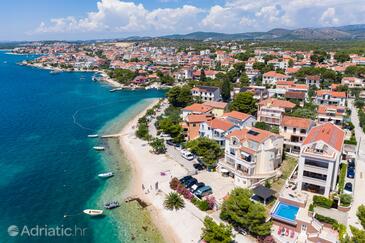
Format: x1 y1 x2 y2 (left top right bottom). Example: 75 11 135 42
109 87 123 92
93 146 105 151
98 172 114 178
50 70 61 74
83 209 103 216
88 134 99 138
104 201 120 210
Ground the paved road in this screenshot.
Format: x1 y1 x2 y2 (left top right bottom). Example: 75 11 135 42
347 100 365 233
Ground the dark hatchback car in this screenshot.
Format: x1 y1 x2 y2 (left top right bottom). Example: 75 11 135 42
183 178 198 188
347 167 355 179
179 175 192 184
193 163 206 171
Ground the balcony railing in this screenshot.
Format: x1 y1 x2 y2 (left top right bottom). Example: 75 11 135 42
302 176 327 187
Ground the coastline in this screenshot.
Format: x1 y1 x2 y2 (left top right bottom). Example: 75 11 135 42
118 99 179 243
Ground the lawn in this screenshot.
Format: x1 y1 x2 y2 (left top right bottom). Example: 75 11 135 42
271 156 298 193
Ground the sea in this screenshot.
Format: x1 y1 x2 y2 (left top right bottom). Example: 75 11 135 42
0 50 165 243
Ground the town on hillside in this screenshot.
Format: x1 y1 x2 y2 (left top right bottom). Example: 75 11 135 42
14 40 365 243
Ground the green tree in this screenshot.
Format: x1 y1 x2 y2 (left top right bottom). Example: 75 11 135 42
167 85 193 107
334 52 350 63
240 73 250 87
220 188 272 237
108 69 136 84
255 122 270 131
200 69 207 82
149 138 167 154
201 217 233 243
230 92 257 114
164 192 185 210
357 205 365 229
221 77 231 101
350 226 365 243
186 137 223 167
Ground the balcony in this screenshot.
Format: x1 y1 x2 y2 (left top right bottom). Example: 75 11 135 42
302 176 327 187
225 153 256 168
303 164 329 175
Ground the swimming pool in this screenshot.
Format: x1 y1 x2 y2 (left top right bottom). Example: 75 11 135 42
271 202 299 224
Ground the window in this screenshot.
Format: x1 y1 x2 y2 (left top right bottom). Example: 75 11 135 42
284 126 287 131
293 128 297 133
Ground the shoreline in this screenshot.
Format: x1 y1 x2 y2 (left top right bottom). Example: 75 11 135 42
117 99 183 243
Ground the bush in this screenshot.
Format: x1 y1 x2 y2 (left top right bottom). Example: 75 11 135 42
315 214 338 226
309 203 314 212
169 177 180 190
163 192 185 210
313 195 333 209
197 200 210 211
338 164 347 194
356 205 365 229
340 194 352 207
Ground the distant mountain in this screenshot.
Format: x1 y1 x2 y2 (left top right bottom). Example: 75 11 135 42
154 24 365 41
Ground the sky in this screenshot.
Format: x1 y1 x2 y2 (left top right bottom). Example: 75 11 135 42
1 0 365 41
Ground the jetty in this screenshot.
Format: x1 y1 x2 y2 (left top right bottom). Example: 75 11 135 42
101 133 121 139
124 196 149 208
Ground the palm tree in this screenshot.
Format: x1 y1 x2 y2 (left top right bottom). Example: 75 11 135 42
164 192 184 210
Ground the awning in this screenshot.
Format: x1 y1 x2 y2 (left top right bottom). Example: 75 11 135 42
252 185 276 201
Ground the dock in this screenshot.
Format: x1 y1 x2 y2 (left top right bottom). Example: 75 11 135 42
101 133 121 139
124 196 150 208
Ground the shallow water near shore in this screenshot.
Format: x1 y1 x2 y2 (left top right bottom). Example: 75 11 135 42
0 50 165 242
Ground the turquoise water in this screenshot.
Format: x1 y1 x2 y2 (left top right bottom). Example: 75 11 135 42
0 51 165 242
272 202 299 223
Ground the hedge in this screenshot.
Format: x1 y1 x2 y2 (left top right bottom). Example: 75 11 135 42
313 195 333 209
338 164 347 194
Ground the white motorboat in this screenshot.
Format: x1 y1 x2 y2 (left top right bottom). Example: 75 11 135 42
98 172 113 178
93 146 105 151
83 209 103 216
88 134 98 138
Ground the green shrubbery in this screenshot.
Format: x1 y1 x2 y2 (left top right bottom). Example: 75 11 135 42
340 194 352 207
338 164 347 194
312 195 333 209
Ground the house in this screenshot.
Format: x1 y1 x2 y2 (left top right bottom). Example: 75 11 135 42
235 86 269 100
262 71 289 85
305 75 321 88
185 114 212 140
199 118 239 147
202 101 228 117
191 85 221 102
258 98 296 126
182 103 213 121
280 116 315 155
297 123 345 196
222 111 256 128
284 91 306 106
317 105 346 126
217 127 284 187
341 77 364 88
314 90 346 106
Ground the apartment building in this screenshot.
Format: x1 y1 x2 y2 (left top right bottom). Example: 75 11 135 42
314 90 346 107
317 105 346 126
199 118 239 147
297 123 345 197
202 101 228 117
191 85 221 102
341 77 365 88
258 98 296 126
262 71 289 85
182 103 213 121
218 127 284 187
184 114 212 140
305 75 321 88
280 116 315 155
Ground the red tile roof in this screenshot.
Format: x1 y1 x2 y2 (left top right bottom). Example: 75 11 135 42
263 71 289 78
223 111 251 121
183 103 212 113
281 116 313 130
259 98 296 109
317 105 345 115
316 90 347 98
203 101 228 109
226 127 280 143
302 123 345 152
207 118 235 131
186 114 210 123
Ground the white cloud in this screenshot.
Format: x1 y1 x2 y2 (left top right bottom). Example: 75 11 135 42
33 0 365 37
35 0 202 35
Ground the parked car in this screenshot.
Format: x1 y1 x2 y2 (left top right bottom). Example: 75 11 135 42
159 133 170 138
184 178 198 188
194 186 212 198
344 182 353 194
179 175 192 184
166 139 175 146
190 182 205 193
347 167 355 179
175 144 182 151
234 226 248 236
181 150 194 161
348 158 355 169
193 163 206 171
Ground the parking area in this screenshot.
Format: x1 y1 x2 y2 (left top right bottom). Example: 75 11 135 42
165 144 196 173
194 171 235 201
